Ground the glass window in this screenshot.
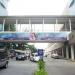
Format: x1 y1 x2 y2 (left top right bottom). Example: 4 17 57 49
69 0 75 8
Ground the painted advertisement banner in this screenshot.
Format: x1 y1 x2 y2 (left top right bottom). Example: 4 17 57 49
0 32 70 41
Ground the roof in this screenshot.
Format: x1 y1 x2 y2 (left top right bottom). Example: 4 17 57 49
0 15 75 24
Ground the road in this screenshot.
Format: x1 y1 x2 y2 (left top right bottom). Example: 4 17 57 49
1 58 75 75
45 58 75 75
0 59 37 75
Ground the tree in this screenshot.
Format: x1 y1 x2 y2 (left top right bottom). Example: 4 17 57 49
4 24 16 49
12 42 28 50
4 24 16 31
28 45 37 53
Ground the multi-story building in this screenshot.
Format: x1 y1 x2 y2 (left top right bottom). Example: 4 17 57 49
0 0 9 15
63 0 75 15
0 0 9 31
63 0 75 61
45 0 75 60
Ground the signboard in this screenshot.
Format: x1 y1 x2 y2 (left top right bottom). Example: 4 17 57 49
0 32 70 41
38 49 44 56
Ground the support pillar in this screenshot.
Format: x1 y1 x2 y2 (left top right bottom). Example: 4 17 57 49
66 46 69 59
42 18 44 32
16 19 18 31
69 18 71 32
62 48 64 58
65 23 67 31
3 19 5 31
29 19 32 32
71 45 74 60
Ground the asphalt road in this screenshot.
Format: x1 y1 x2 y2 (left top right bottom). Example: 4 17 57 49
45 58 75 75
0 59 37 75
1 58 75 75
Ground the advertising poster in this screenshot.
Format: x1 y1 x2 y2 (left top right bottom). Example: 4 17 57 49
0 32 70 42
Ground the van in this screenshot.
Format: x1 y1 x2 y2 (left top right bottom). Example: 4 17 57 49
0 43 9 68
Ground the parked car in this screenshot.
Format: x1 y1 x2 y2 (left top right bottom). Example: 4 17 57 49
0 43 9 68
9 49 15 59
16 52 26 60
51 53 59 59
30 53 40 62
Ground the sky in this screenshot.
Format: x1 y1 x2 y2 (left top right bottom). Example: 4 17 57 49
7 0 68 15
7 0 68 49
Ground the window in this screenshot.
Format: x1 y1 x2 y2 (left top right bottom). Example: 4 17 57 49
69 0 75 8
0 2 6 9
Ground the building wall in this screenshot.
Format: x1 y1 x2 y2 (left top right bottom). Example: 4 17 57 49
69 31 75 44
0 0 9 31
0 0 9 16
64 0 75 44
63 0 75 15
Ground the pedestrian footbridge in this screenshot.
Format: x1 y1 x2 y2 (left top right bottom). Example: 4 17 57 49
0 15 75 43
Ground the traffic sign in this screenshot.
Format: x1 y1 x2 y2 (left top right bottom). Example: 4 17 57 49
38 49 44 56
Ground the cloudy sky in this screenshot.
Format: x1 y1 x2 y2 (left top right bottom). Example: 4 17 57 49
7 0 68 15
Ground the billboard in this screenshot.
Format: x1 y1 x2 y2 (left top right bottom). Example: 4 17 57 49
0 32 70 42
38 49 44 56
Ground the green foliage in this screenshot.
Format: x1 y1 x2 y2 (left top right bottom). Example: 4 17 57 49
5 43 11 49
38 59 45 70
28 45 37 53
4 24 16 31
34 69 48 75
34 59 48 75
10 24 16 31
6 42 37 52
12 43 27 50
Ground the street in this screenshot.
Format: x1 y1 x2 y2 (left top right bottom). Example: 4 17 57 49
0 59 37 75
1 58 75 75
45 58 75 75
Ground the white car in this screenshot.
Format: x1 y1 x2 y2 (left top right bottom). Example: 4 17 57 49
51 53 59 59
30 53 40 62
33 55 40 62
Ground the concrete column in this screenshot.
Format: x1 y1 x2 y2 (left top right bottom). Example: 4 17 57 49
20 24 22 32
71 45 74 60
56 18 58 24
3 19 5 31
69 18 71 32
66 46 69 59
62 48 64 58
54 24 55 32
16 19 18 31
42 18 44 32
29 19 32 32
65 23 67 31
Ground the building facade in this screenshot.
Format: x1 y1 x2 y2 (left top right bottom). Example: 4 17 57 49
64 0 75 60
46 0 75 60
0 0 9 31
0 0 9 15
63 0 75 15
